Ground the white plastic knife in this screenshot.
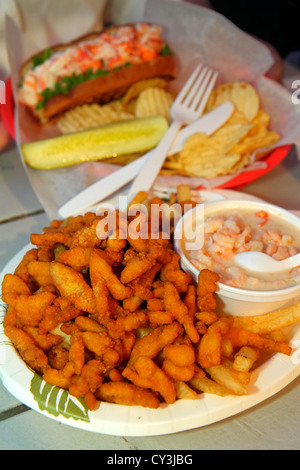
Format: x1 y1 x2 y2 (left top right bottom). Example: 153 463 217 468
58 102 233 218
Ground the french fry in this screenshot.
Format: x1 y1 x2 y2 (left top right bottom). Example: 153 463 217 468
266 330 287 342
233 346 260 372
175 381 198 400
222 359 251 385
225 327 292 356
189 375 230 397
232 302 300 334
127 191 149 209
176 184 192 203
206 365 248 396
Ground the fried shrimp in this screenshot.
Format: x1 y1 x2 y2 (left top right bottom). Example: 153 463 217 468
123 356 177 404
5 325 49 374
50 261 97 313
164 282 199 343
127 322 183 367
90 252 132 300
96 381 160 408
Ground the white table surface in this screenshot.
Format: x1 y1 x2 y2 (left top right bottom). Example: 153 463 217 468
1 65 300 450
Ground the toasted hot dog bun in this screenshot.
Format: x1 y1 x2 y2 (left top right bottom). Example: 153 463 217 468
35 54 175 122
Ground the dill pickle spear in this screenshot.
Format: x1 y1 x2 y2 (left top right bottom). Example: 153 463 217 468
21 116 168 170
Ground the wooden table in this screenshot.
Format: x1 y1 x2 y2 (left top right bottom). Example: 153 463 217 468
1 72 299 451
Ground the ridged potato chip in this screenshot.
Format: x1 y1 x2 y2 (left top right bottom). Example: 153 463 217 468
226 153 251 174
247 109 271 137
57 79 174 134
57 102 134 134
56 76 278 180
180 124 252 161
134 87 174 121
205 81 260 121
122 78 168 108
229 131 280 156
225 107 250 126
181 151 241 178
163 77 280 179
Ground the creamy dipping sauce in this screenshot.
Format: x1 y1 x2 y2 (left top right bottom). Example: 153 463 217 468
183 209 300 291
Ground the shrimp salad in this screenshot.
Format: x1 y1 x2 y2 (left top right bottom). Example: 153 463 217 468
184 209 300 291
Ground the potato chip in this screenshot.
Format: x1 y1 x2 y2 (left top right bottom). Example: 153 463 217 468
134 87 173 121
163 153 182 172
57 76 278 180
247 109 271 137
122 78 168 108
180 124 252 160
226 107 250 126
251 109 270 126
57 102 134 134
177 122 252 178
181 151 241 178
205 81 260 121
226 153 251 174
230 131 280 155
162 79 280 180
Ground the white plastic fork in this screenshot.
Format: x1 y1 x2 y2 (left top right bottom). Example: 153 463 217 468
124 64 218 206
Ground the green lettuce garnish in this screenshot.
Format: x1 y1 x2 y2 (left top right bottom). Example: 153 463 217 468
32 48 53 67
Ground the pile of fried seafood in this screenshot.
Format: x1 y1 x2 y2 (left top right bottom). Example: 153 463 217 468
2 187 300 411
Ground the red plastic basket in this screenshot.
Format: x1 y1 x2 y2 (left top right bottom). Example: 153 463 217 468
1 77 15 139
1 76 292 189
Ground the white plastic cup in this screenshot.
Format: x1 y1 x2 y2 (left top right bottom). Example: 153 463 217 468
174 199 300 316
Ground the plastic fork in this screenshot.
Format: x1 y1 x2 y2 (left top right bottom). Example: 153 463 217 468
125 64 218 205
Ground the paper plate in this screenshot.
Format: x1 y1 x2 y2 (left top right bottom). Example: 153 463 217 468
1 189 300 436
